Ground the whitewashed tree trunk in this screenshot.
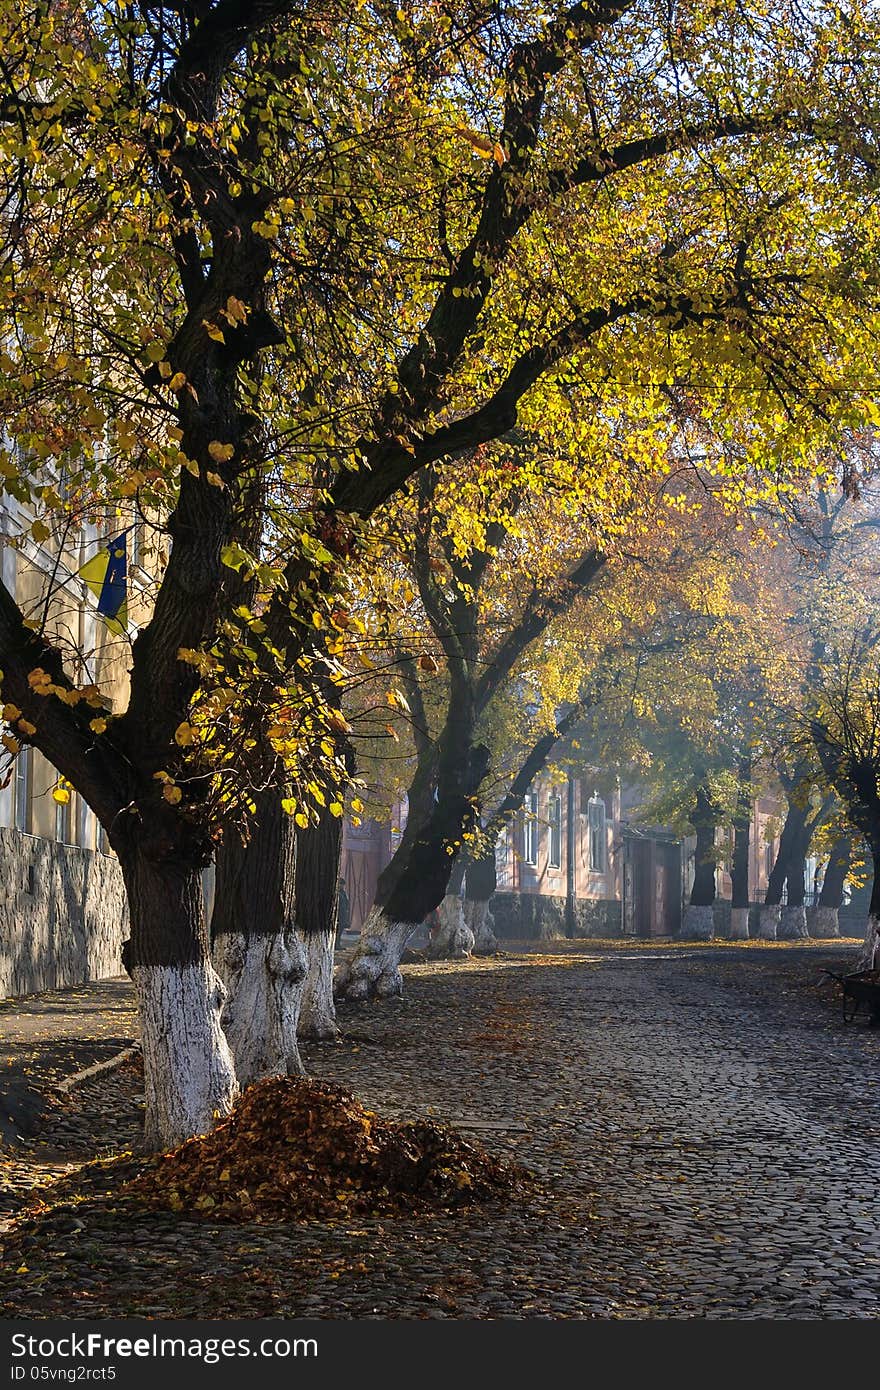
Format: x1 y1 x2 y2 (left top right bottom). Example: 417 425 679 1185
679 904 714 941
469 899 499 954
729 907 750 941
807 905 840 939
122 847 238 1151
758 904 780 940
778 904 808 939
214 929 306 1086
857 915 880 971
298 929 338 1040
334 907 418 1000
428 893 475 958
134 960 239 1151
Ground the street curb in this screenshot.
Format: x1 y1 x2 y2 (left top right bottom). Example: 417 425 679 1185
53 1043 141 1095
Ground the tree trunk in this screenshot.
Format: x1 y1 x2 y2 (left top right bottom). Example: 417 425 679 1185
808 837 851 938
779 854 809 939
300 930 338 1040
212 790 305 1086
335 743 489 1001
729 757 751 939
857 850 880 970
296 804 344 1041
765 801 808 906
758 904 780 940
466 849 499 954
427 860 472 958
122 846 238 1151
680 783 716 941
761 797 810 941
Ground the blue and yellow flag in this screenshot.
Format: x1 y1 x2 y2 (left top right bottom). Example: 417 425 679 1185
78 533 128 635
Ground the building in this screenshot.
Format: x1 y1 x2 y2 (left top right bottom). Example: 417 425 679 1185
0 493 137 999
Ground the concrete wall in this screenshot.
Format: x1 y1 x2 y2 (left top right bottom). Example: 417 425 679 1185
0 827 128 999
492 891 621 941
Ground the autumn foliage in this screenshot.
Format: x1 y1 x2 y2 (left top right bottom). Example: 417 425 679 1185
125 1077 526 1221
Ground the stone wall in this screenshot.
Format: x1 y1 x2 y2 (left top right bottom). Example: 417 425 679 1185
492 892 621 941
0 828 128 999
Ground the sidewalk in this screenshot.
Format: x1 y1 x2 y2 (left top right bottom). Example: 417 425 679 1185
2 942 877 1318
0 976 137 1146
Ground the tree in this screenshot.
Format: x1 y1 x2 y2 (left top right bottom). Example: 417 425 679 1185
3 1 880 1144
811 625 880 969
336 447 611 996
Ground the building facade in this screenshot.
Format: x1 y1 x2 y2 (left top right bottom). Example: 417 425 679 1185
0 495 134 999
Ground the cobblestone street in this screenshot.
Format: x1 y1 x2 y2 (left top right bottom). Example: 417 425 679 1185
1 942 878 1319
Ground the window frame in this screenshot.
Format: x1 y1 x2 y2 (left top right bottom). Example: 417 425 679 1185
588 793 607 873
522 792 539 866
14 746 32 835
548 792 562 869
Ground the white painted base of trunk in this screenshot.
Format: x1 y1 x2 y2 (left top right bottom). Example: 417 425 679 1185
298 930 338 1040
778 905 808 940
133 961 239 1151
214 930 306 1086
334 909 418 1000
428 893 475 959
679 904 714 941
469 899 499 954
857 915 880 971
729 907 750 941
807 905 840 939
758 905 780 941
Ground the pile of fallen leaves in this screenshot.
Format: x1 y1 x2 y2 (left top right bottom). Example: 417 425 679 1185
125 1078 527 1222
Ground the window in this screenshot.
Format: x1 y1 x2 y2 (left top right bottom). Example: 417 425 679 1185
765 842 775 878
548 793 562 869
588 793 607 872
55 785 73 844
14 747 32 834
523 792 539 866
495 829 512 888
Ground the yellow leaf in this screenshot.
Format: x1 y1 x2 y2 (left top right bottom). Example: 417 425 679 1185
162 784 183 804
202 320 225 343
205 472 225 488
207 441 235 463
168 371 186 391
16 719 36 736
89 717 108 734
3 703 22 721
52 786 70 804
455 124 496 158
224 296 248 324
174 722 196 747
2 733 20 754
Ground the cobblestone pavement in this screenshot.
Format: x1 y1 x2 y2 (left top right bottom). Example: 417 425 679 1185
0 977 136 1147
1 942 879 1319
